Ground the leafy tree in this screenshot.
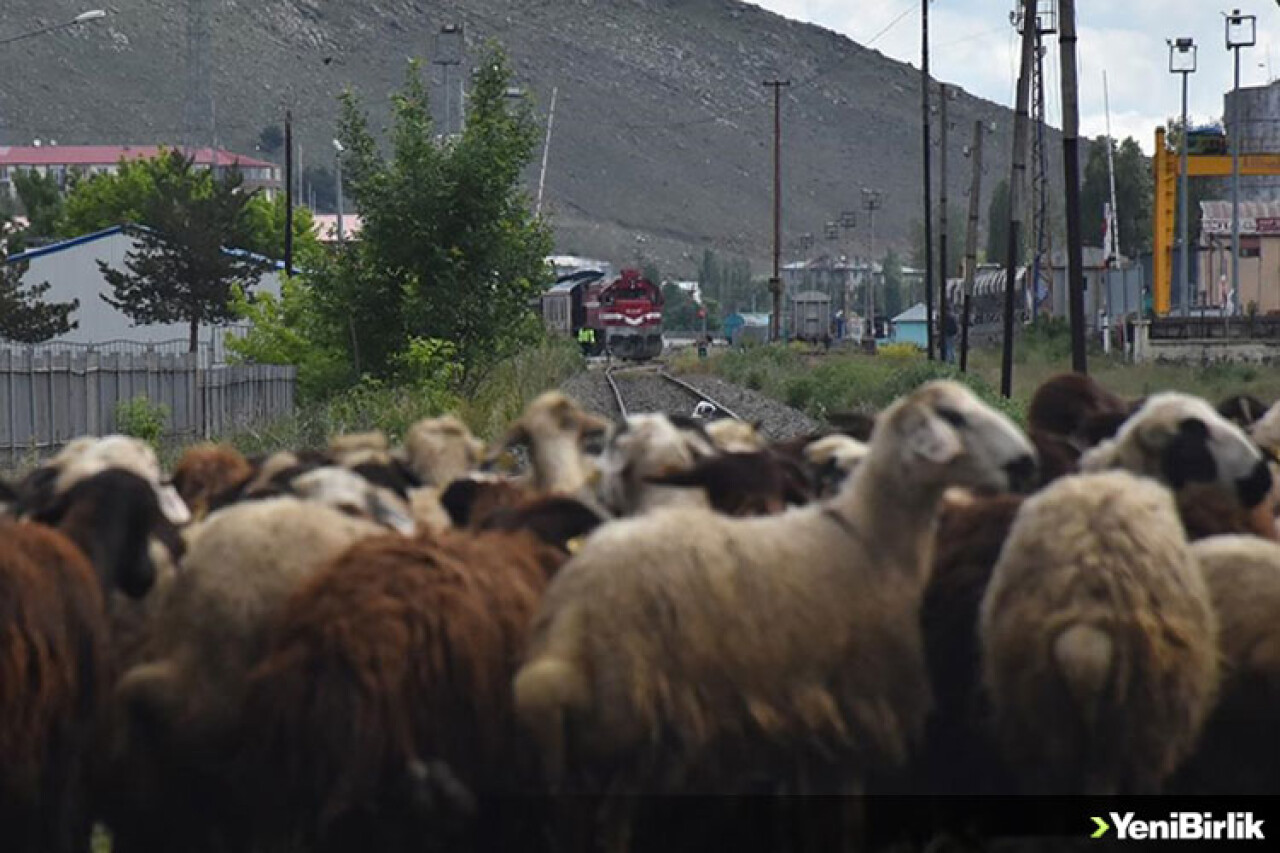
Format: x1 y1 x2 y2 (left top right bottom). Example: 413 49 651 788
0 225 79 342
258 124 284 156
661 283 702 331
301 165 338 213
697 249 761 317
986 179 1013 263
13 170 64 244
60 153 320 264
99 151 268 352
60 156 163 237
326 45 553 385
1081 136 1152 259
881 249 905 319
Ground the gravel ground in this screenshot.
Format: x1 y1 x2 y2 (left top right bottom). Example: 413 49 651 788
673 373 819 441
559 368 817 442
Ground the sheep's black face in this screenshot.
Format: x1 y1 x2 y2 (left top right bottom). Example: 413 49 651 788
1161 418 1218 489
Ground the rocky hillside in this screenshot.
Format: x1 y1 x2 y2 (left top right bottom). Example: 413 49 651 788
0 0 1059 276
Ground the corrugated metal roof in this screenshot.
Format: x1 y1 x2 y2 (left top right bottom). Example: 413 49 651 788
0 145 278 171
727 312 771 326
4 225 286 270
893 303 929 323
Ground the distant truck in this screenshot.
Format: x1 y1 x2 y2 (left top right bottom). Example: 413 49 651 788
1185 123 1228 156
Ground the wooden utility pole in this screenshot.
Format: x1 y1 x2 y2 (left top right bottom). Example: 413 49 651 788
284 109 294 276
922 0 936 360
764 78 791 342
961 120 985 373
1002 0 1037 398
1060 0 1087 373
939 83 950 362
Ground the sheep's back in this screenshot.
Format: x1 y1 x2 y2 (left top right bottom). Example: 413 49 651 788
980 473 1218 794
1174 536 1280 793
527 506 930 786
245 527 562 829
0 522 107 807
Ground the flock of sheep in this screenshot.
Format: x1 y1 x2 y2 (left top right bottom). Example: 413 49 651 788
5 372 1280 853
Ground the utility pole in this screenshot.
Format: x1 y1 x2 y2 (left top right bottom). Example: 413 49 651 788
1060 0 1087 373
961 120 985 373
284 109 294 276
764 78 791 343
862 189 883 347
1002 0 1037 398
939 83 951 363
922 0 936 360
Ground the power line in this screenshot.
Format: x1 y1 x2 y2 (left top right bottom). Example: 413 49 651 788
865 0 918 49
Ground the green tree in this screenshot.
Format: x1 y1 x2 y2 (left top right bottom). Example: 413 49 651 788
241 192 322 268
986 179 1013 263
661 282 699 331
1081 136 1152 259
301 164 338 213
99 151 268 352
258 124 284 157
881 249 905 319
60 155 164 237
0 225 79 342
328 45 553 384
13 170 64 244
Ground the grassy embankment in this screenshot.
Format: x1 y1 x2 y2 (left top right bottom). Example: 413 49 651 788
669 322 1280 426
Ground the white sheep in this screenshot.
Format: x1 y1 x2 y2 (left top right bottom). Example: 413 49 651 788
594 412 718 515
979 470 1219 795
514 380 1035 842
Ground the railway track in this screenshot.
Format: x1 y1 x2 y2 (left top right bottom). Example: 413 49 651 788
604 364 744 422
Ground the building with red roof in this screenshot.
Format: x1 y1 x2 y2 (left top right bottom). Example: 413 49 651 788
0 144 283 199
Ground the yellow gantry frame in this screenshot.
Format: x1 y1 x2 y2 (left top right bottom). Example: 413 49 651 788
1153 126 1280 315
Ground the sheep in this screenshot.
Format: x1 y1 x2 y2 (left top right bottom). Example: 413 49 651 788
978 470 1218 795
1081 392 1273 510
101 497 388 852
403 414 487 487
643 449 814 516
1026 372 1131 441
239 494 605 852
1218 393 1268 431
170 443 254 521
1 468 174 853
595 412 718 515
1171 535 1280 794
514 381 1036 848
287 466 418 533
492 390 612 495
703 418 767 453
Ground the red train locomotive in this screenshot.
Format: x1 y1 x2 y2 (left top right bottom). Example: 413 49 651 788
540 267 665 360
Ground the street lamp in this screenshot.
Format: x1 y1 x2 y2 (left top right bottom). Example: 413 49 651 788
332 139 345 245
1169 37 1196 316
0 8 108 46
1227 9 1255 317
861 188 884 344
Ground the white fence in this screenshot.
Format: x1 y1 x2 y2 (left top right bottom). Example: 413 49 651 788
0 348 296 460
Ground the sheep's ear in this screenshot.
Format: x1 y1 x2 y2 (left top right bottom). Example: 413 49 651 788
577 410 612 439
902 409 962 466
365 492 417 535
440 478 484 527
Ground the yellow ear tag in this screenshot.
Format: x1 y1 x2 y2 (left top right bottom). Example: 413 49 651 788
565 536 584 555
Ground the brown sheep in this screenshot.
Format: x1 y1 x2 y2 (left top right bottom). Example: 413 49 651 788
1217 393 1268 431
240 496 604 852
1 469 170 853
1026 373 1131 441
643 450 815 516
170 443 254 521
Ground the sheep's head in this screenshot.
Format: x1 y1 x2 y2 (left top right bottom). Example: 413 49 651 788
596 413 717 515
22 435 191 526
1082 392 1272 508
874 381 1037 495
404 415 486 487
328 430 391 464
496 391 611 453
288 466 417 534
704 418 767 453
170 443 254 521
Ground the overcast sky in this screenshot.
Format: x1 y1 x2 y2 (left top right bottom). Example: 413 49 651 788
751 0 1280 152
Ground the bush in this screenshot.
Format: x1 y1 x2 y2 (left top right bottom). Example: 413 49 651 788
115 396 169 447
877 342 924 361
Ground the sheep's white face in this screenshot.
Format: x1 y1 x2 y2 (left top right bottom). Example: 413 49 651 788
596 413 716 514
51 434 191 524
1083 392 1273 508
289 466 417 534
500 392 612 449
405 415 486 486
880 381 1037 494
705 419 767 453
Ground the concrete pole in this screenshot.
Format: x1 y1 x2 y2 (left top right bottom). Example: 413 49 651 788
1060 0 1087 373
1179 70 1191 316
922 0 936 360
961 120 984 373
1002 0 1036 398
764 79 791 342
1232 47 1242 316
